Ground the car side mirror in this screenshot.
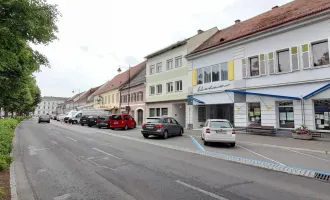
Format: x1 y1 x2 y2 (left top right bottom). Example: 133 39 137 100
200 124 204 127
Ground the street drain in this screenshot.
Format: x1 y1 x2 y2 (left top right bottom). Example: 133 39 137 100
314 173 330 182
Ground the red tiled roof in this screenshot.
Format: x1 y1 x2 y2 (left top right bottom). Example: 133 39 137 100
190 0 330 55
93 61 146 96
76 85 103 103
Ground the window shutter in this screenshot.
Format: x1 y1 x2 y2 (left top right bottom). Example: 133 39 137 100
290 46 299 71
259 54 266 75
192 69 197 86
268 52 275 74
301 44 311 69
228 60 234 80
242 59 247 78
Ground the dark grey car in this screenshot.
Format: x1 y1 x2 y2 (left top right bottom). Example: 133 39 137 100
38 115 50 123
141 117 184 139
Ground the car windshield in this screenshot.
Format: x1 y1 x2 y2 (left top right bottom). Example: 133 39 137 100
40 115 49 118
111 115 122 120
210 121 232 128
88 115 97 118
146 118 162 123
99 115 109 120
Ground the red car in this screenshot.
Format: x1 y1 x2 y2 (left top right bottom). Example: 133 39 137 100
110 114 136 130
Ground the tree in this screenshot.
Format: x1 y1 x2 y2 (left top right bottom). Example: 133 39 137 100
0 0 60 115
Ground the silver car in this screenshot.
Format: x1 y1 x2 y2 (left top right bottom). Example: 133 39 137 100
141 117 184 139
38 115 50 123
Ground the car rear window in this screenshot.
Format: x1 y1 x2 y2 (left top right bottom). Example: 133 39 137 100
111 115 122 120
210 121 232 128
88 115 97 119
99 115 110 120
146 118 162 123
40 115 49 118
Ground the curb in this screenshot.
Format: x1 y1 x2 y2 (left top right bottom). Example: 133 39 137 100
10 125 19 200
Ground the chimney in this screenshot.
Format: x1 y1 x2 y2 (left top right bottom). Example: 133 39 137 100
272 5 279 9
197 29 204 34
235 19 241 24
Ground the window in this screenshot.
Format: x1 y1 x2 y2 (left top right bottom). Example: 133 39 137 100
156 108 161 116
116 93 119 102
175 80 182 92
133 93 136 102
198 106 206 122
120 96 123 103
137 91 143 101
220 62 228 81
127 94 130 102
314 99 330 130
156 84 162 94
249 103 261 124
175 56 182 67
278 101 294 128
204 66 211 83
161 108 168 116
156 62 162 73
108 95 110 104
149 108 155 117
277 49 290 73
150 86 155 95
150 65 155 74
167 82 173 93
104 96 107 104
112 94 114 103
166 59 173 70
170 118 178 124
212 65 220 82
210 121 232 128
312 41 329 67
249 56 259 76
197 68 203 85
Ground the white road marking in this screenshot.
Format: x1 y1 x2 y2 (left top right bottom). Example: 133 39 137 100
53 193 71 200
286 148 330 162
54 131 60 134
175 180 229 200
37 169 47 174
92 148 121 160
66 136 77 142
237 144 285 166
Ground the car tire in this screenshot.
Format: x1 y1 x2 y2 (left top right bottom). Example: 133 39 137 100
163 130 168 139
204 140 208 146
229 143 235 147
134 122 136 128
38 121 40 123
98 126 101 129
48 121 50 123
143 134 149 139
123 125 128 130
179 128 183 136
201 134 204 140
110 128 114 130
81 124 84 126
88 125 92 127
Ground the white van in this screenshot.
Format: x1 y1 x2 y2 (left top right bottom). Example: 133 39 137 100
70 110 109 124
64 110 77 123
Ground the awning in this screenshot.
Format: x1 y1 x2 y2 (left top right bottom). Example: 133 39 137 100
303 83 330 100
225 89 301 100
187 95 205 104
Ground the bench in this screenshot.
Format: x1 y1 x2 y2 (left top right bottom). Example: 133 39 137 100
247 124 276 136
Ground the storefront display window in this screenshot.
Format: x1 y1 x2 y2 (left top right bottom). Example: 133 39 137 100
198 106 206 122
278 101 294 128
248 103 261 124
314 100 330 130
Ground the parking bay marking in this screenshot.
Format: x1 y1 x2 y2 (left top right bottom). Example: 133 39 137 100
286 148 330 162
92 148 122 160
175 180 229 200
66 136 77 142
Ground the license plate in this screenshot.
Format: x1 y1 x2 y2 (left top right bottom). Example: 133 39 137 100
82 120 86 121
146 126 153 129
114 122 118 124
216 130 225 133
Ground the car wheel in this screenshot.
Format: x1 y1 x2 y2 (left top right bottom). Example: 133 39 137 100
179 128 183 136
38 121 40 123
229 143 235 147
204 140 208 146
134 122 136 128
201 133 204 140
143 134 149 139
123 125 128 130
98 126 101 129
110 128 114 130
48 121 50 123
163 130 168 139
81 124 84 126
88 125 92 127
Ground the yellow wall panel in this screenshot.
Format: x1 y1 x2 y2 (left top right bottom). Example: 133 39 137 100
228 60 234 81
192 69 197 86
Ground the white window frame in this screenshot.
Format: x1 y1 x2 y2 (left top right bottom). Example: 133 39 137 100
166 59 173 70
259 54 267 76
156 84 162 95
175 80 183 92
311 39 330 68
167 82 173 93
248 56 260 77
290 46 300 71
196 68 203 85
150 65 155 75
149 86 155 95
156 62 162 73
175 56 182 68
275 48 292 74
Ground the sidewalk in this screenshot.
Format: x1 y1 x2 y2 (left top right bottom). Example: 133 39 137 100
186 130 330 153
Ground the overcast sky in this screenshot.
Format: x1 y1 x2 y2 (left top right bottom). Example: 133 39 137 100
33 0 292 98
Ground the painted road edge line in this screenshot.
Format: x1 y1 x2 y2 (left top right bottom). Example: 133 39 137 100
175 180 229 200
189 136 205 151
92 148 122 160
66 136 77 142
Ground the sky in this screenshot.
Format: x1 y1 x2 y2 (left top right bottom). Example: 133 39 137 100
33 0 292 98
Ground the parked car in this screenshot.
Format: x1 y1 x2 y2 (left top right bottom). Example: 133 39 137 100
79 115 89 126
65 110 77 123
109 114 136 130
97 115 112 129
201 119 236 147
141 117 183 139
57 114 66 121
38 115 50 123
87 115 98 127
72 110 109 124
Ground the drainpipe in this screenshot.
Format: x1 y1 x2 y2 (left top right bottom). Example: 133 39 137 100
301 96 305 126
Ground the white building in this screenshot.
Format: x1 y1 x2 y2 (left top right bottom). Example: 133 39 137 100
186 0 330 132
34 96 67 116
145 28 218 127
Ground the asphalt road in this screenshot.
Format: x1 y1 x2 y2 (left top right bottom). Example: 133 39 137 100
14 119 330 200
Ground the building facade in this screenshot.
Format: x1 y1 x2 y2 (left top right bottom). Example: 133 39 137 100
186 0 330 132
120 63 146 125
145 28 218 127
34 96 67 115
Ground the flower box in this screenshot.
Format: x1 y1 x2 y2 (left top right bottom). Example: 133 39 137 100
292 125 313 140
292 132 312 140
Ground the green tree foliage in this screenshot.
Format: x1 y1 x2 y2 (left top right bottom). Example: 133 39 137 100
0 0 60 114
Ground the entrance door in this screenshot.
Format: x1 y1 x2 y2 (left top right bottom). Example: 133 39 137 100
137 109 143 125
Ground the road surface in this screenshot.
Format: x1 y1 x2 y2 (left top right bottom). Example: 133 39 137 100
14 119 330 200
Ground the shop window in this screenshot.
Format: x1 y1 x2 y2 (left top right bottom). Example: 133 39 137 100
248 103 261 124
249 56 259 76
198 106 206 122
204 66 211 83
312 40 329 67
212 65 220 82
278 101 294 128
161 108 168 116
149 108 155 117
277 49 291 73
197 68 203 85
314 100 330 130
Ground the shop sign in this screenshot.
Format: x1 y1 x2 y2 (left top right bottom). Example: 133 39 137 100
195 83 231 93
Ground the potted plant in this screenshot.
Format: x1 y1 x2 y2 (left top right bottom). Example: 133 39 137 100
292 125 313 140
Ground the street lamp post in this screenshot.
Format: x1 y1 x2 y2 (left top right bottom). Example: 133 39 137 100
117 65 131 113
72 89 81 110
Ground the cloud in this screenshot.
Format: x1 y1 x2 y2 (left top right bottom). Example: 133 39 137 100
80 45 89 52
